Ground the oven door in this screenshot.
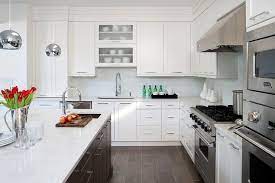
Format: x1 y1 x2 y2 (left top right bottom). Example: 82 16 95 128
194 129 216 183
235 127 275 183
248 35 275 94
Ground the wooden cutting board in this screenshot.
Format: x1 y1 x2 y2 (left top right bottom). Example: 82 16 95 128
56 116 93 128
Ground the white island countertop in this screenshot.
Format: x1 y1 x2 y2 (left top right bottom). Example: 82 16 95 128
0 109 111 183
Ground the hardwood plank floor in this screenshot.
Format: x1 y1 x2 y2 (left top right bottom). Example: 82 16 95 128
109 146 203 183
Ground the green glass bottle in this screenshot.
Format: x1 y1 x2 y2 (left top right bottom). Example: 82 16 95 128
159 85 163 92
153 85 158 94
142 85 147 98
148 85 152 97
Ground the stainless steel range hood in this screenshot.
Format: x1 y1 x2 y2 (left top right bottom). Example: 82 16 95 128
197 3 245 52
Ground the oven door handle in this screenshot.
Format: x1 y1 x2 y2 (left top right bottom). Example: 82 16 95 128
235 127 275 158
193 125 215 147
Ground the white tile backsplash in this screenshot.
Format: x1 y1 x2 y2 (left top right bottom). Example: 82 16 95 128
69 68 205 97
205 53 244 105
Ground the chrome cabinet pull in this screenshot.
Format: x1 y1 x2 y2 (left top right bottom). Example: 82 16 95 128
76 72 88 74
87 170 93 174
145 116 153 119
97 102 109 105
249 11 270 20
145 72 156 73
167 132 175 135
229 143 240 151
120 102 132 105
168 116 175 119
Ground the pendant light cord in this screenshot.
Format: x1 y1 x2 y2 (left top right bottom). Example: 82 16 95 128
9 0 11 30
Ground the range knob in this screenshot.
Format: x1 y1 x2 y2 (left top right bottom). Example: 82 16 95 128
248 112 261 123
200 122 205 128
204 126 212 132
197 119 202 125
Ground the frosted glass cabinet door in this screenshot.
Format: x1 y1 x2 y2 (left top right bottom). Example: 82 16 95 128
137 22 164 76
96 23 136 44
69 22 95 76
164 22 191 75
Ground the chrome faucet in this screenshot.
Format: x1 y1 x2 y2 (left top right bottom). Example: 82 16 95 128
115 72 121 96
62 87 82 114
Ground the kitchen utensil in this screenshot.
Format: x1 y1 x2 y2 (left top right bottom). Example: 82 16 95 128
113 58 121 63
233 90 243 115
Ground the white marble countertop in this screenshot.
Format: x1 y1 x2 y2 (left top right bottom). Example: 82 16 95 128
0 109 111 183
215 123 242 144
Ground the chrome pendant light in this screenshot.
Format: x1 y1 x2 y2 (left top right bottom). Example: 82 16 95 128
0 0 22 50
45 43 62 57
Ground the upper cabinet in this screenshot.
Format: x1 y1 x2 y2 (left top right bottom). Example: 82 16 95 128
137 22 164 76
246 0 275 30
137 22 191 76
96 23 136 44
33 21 68 97
68 22 95 77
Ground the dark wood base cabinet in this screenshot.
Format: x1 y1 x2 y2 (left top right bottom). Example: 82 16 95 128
67 119 112 183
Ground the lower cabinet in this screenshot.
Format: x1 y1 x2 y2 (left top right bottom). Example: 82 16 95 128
216 129 242 183
162 106 180 141
180 105 195 162
66 119 112 183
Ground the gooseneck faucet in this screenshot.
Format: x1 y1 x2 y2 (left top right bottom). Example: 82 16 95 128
62 87 82 114
115 72 121 96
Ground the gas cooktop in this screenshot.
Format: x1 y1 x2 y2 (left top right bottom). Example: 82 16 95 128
195 105 242 122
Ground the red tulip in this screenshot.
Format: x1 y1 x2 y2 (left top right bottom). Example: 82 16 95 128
11 86 18 95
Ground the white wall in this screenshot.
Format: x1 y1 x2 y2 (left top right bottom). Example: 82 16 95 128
0 3 30 89
69 68 205 97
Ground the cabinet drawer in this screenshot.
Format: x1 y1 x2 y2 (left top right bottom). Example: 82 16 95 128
162 125 179 141
137 126 161 141
137 101 161 109
163 101 179 109
93 101 114 112
138 109 161 125
163 109 179 125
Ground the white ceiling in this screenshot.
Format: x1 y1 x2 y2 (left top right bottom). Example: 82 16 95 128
10 0 201 7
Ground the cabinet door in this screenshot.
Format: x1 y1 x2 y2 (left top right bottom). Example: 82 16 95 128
216 131 230 183
69 22 95 77
115 102 137 141
33 21 67 97
228 141 242 183
247 0 275 28
53 21 68 96
164 22 191 75
137 22 164 76
33 22 53 97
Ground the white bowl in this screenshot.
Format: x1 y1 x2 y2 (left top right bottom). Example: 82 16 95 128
110 50 116 54
113 58 121 63
112 25 119 32
102 26 110 32
122 26 129 32
122 57 130 63
104 57 112 63
118 50 124 54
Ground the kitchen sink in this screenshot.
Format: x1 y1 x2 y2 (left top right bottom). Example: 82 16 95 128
98 96 135 99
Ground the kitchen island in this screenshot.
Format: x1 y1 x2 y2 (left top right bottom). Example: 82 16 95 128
0 109 112 183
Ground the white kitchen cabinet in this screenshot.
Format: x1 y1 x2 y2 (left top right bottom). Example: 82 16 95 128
93 101 115 141
162 104 180 141
31 98 61 109
137 22 191 76
246 0 275 29
95 44 136 67
115 102 137 141
68 22 95 77
137 22 164 76
216 129 242 183
164 22 191 75
96 23 136 44
33 21 68 97
180 105 195 162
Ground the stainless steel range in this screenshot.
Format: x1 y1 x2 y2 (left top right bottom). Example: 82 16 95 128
190 105 242 183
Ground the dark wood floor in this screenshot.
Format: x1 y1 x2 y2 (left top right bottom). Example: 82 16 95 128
109 146 203 183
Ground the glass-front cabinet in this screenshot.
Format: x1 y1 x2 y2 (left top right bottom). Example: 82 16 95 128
96 45 136 67
96 23 136 44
